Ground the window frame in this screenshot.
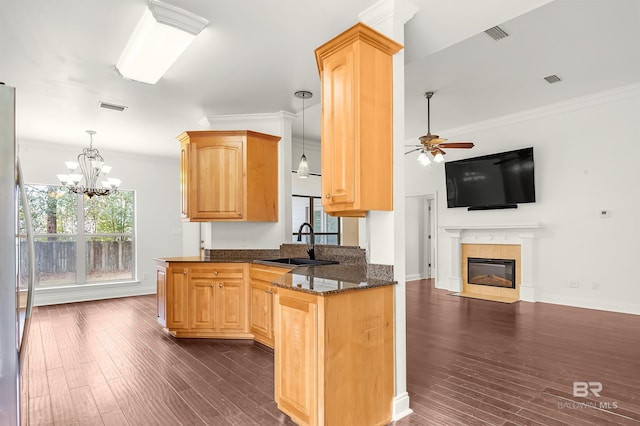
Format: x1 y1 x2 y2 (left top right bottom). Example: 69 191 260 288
23 184 137 287
291 194 340 245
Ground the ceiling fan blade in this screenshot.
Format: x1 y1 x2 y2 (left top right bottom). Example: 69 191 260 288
432 147 446 155
430 137 447 144
404 147 422 155
437 142 475 149
404 144 422 147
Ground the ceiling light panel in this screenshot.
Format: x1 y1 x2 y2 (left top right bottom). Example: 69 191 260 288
115 0 209 84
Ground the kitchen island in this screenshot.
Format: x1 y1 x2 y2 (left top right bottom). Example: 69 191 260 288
155 253 396 426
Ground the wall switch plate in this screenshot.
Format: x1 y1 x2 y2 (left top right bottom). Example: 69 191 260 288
569 280 579 288
599 210 611 218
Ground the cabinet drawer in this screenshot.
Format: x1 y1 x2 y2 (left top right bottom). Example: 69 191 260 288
190 265 244 279
249 264 291 282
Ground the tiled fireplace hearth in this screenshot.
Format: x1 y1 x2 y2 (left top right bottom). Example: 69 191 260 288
441 224 542 302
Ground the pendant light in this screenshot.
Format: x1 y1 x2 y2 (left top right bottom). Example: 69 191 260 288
295 90 312 178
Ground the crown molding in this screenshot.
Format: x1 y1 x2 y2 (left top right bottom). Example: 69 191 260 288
199 111 297 130
437 82 640 139
359 0 418 28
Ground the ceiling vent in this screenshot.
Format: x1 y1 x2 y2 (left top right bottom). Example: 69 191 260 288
99 101 127 112
543 74 562 84
484 26 509 41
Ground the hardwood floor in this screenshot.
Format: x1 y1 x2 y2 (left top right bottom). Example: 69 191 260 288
26 280 640 425
395 279 640 426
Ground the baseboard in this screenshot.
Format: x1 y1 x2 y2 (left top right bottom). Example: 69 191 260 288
405 273 422 282
33 281 156 306
538 293 640 316
392 392 413 421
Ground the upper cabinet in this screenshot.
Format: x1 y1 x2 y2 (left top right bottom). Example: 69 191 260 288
177 130 280 222
315 23 402 217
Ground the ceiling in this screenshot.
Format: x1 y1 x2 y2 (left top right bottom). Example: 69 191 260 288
1 0 639 158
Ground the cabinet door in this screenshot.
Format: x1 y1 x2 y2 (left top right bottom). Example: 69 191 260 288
250 280 273 346
189 276 215 330
274 290 318 425
166 267 189 329
321 44 357 209
217 278 245 331
192 140 244 220
156 266 167 327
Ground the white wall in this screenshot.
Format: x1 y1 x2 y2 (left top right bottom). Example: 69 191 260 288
405 84 640 314
18 139 182 305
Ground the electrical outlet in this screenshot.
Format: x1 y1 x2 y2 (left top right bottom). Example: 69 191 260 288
599 210 611 218
569 280 579 288
142 272 148 281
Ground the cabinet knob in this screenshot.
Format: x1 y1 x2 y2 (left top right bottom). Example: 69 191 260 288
209 284 214 288
219 284 223 288
214 271 218 275
325 194 330 199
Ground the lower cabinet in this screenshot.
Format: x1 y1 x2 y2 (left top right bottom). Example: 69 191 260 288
156 261 251 338
274 285 395 426
249 264 291 348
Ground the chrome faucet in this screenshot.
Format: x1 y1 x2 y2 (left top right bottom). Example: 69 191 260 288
297 222 316 260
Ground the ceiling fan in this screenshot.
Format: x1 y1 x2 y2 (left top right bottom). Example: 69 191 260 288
405 91 475 166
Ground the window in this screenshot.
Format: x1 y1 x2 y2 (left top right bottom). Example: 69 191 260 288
20 184 135 287
291 195 340 245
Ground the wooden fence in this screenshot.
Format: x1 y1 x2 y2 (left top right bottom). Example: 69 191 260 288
20 240 133 275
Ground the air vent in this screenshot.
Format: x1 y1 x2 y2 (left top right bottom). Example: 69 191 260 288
484 26 509 41
543 74 562 84
99 101 127 112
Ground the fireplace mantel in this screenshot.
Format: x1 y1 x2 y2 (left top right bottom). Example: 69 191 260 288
440 223 542 302
441 223 543 232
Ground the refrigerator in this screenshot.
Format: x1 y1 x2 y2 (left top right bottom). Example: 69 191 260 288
0 83 35 425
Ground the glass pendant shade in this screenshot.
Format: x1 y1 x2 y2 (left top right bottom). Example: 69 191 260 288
297 154 309 178
433 152 445 163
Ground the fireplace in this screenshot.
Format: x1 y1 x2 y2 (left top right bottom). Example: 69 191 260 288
467 257 516 289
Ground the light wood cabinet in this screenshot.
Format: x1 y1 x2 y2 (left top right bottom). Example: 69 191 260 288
177 130 280 222
249 264 291 348
156 261 251 338
274 284 395 426
315 23 402 217
166 265 189 330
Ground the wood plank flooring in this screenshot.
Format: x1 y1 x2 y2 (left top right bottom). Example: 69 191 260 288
26 280 640 425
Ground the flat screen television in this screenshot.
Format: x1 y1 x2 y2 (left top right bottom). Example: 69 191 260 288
445 147 535 210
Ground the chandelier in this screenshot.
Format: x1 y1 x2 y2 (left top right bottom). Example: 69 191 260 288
57 130 121 198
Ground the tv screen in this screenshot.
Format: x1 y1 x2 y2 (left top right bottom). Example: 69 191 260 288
445 147 535 209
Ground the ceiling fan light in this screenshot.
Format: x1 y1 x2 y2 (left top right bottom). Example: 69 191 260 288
433 152 445 163
417 151 431 166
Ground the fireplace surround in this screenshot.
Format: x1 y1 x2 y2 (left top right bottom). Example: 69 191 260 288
441 224 542 302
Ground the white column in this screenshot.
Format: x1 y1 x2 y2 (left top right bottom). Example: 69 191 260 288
519 233 536 302
359 0 417 421
447 230 463 292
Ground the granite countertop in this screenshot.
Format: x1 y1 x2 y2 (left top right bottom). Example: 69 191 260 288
269 264 396 296
155 246 396 296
